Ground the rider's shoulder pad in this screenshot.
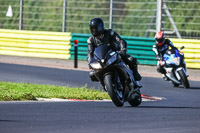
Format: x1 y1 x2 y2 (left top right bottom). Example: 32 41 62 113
108 29 115 36
87 36 93 44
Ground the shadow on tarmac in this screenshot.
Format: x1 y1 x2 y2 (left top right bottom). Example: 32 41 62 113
0 120 19 123
188 87 200 90
134 106 200 109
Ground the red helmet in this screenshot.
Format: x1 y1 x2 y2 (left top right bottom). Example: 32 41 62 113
155 31 165 46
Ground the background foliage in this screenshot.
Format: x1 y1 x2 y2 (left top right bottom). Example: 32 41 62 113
0 0 199 38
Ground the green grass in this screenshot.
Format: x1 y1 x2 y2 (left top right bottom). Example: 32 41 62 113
0 82 110 101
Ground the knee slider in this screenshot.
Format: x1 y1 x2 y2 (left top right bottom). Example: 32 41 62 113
128 56 137 65
157 66 165 74
89 71 98 81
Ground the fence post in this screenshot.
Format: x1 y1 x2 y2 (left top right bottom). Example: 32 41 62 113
163 3 182 38
109 0 113 29
156 0 163 32
62 0 67 32
19 0 24 30
74 40 78 68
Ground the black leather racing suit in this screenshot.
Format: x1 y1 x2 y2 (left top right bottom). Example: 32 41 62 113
87 29 141 81
152 39 178 74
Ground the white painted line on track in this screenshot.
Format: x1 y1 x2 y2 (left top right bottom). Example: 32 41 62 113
36 98 111 102
36 94 165 102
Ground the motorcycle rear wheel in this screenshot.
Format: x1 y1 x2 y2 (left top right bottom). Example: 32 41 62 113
178 69 190 88
104 74 124 107
128 88 142 107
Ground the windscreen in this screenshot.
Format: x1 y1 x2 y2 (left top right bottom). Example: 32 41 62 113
163 49 179 61
94 45 111 60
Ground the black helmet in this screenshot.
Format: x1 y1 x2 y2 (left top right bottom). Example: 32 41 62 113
89 18 105 36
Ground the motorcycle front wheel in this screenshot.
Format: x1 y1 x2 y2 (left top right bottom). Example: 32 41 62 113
104 74 124 107
178 69 190 88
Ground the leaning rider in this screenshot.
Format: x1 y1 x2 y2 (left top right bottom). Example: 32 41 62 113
152 31 179 80
87 18 141 85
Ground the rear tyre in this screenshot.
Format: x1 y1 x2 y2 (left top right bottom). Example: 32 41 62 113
104 74 124 107
172 82 179 87
128 88 142 107
178 69 190 88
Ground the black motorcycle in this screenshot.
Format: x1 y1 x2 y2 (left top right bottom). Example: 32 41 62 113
89 44 142 107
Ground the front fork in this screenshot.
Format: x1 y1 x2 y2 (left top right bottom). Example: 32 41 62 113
175 67 187 80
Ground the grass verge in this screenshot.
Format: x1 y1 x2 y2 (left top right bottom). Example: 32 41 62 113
0 82 110 101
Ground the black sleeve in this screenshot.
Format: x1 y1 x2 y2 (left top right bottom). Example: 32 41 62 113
87 36 94 62
167 39 178 50
109 29 127 52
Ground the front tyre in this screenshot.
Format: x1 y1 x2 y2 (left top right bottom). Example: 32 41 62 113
178 69 190 88
104 74 124 107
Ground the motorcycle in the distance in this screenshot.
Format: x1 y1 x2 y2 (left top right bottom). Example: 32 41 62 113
160 46 190 88
89 44 142 107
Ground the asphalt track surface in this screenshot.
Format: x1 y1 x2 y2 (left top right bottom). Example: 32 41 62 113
0 62 200 133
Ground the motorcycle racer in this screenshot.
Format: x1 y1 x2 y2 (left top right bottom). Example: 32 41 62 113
152 31 178 80
87 18 141 85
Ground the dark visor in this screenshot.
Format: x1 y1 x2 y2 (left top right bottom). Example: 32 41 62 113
156 38 164 43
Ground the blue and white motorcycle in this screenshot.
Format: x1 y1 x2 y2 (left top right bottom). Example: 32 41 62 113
161 46 190 88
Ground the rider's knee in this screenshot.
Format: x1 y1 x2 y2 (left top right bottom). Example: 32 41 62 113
127 56 137 66
157 65 165 74
89 71 98 81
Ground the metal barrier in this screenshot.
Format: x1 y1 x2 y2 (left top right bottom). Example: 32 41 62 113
70 33 157 65
0 30 199 69
122 36 156 65
0 29 72 59
170 38 200 69
70 33 200 68
70 33 90 60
